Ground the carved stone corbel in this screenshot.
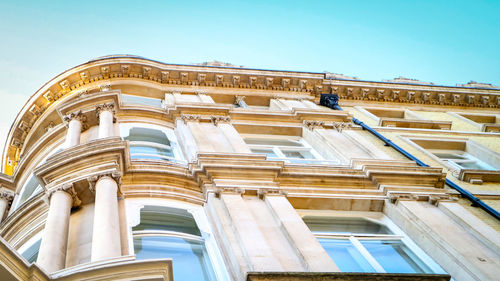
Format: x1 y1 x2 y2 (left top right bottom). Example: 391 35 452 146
249 77 257 88
303 120 324 130
216 75 223 86
198 73 206 85
121 65 130 77
332 122 351 133
99 83 111 92
257 188 287 199
161 71 169 83
211 115 231 126
180 114 201 124
266 77 274 88
143 67 151 79
407 91 415 101
215 187 245 198
233 75 240 87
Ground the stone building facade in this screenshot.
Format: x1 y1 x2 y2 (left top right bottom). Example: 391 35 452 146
0 55 499 281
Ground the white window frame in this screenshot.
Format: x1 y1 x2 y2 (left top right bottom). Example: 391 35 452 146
125 198 230 281
242 134 339 164
120 123 184 163
299 210 446 274
428 149 496 171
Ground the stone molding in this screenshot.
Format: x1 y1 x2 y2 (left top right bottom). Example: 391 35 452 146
257 188 288 199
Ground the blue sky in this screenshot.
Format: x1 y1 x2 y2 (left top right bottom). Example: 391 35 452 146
0 0 499 148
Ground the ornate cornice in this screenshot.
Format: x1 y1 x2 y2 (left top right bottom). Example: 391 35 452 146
3 55 500 175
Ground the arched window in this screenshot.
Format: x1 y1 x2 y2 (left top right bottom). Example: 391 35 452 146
132 206 217 281
120 123 183 162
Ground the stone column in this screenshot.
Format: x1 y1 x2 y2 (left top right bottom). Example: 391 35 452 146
0 190 14 222
37 184 79 272
90 174 122 262
212 116 252 153
96 103 115 139
264 194 339 272
63 111 86 147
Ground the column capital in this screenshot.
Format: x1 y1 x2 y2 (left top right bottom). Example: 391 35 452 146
0 190 14 204
95 103 116 119
48 183 81 207
210 115 231 126
63 110 86 123
88 171 122 193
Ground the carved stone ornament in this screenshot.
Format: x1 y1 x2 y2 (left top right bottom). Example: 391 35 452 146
257 188 287 199
99 83 111 92
87 171 122 193
303 120 325 130
95 103 116 118
50 183 82 207
180 114 201 124
235 95 246 104
0 190 15 204
214 187 245 198
63 110 86 123
333 122 351 133
210 115 231 126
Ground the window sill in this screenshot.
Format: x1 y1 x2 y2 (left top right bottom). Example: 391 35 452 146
247 272 450 281
458 169 500 184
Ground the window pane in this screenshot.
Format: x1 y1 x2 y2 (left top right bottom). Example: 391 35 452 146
250 148 279 158
122 94 162 107
134 236 216 281
433 153 467 160
361 240 430 273
130 145 173 158
245 138 303 147
21 238 41 263
19 176 41 204
317 238 374 272
133 206 201 236
281 150 315 159
125 127 171 146
303 217 392 235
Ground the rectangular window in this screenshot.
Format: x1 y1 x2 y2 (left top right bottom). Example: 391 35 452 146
303 215 442 274
405 137 500 184
356 106 451 130
243 135 338 164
